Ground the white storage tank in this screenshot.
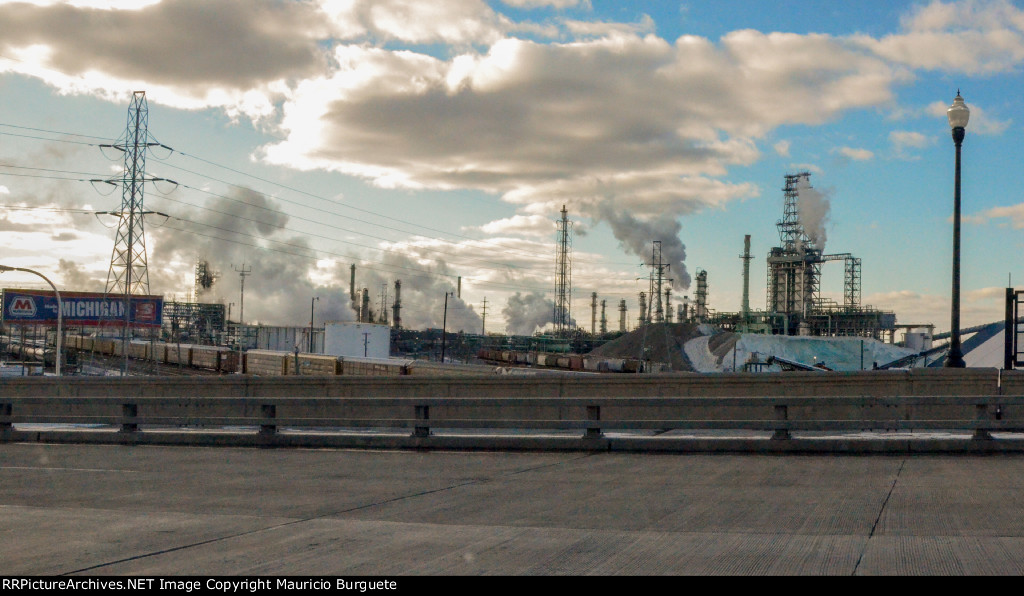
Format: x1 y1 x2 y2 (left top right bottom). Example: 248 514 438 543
324 322 390 359
905 331 933 352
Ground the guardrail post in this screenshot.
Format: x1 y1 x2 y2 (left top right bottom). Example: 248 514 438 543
413 405 430 437
772 405 791 440
120 403 138 434
260 404 277 436
585 405 602 439
0 403 11 431
974 403 993 440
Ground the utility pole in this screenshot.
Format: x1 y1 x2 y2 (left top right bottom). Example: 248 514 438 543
309 296 319 353
233 264 251 325
441 291 454 362
481 297 488 335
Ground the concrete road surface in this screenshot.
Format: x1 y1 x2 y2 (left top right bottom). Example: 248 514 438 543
3 443 1024 576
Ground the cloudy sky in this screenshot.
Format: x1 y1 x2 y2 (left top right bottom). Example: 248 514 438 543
2 0 1024 336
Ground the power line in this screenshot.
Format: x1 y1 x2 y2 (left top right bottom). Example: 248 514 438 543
0 120 646 296
0 122 114 142
1 119 642 268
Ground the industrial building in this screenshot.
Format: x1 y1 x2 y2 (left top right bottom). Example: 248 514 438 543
690 173 896 340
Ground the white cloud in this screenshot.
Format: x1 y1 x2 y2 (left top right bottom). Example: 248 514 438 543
788 163 824 175
966 204 1024 228
475 214 553 237
0 0 161 8
773 140 791 156
562 14 655 38
889 130 932 149
263 29 894 211
0 185 9 194
865 288 1003 332
857 0 1024 74
501 0 587 8
321 0 510 45
836 146 874 161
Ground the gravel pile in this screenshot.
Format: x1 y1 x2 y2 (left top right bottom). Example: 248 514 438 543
586 322 704 372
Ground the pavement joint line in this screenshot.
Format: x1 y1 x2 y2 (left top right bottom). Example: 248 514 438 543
60 452 592 575
851 457 906 575
0 466 137 473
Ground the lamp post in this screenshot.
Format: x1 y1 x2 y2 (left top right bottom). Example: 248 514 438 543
0 265 61 376
945 91 970 368
309 296 319 353
440 291 453 363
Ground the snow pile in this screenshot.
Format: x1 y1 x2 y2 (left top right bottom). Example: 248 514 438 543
685 333 918 373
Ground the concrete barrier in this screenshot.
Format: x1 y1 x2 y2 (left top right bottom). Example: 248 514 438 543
0 368 1009 399
2 368 1023 453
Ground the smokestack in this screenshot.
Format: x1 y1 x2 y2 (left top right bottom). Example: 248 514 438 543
457 276 461 299
392 280 402 329
664 288 672 323
638 292 647 327
619 299 627 332
350 264 356 301
360 287 369 323
591 292 597 335
695 271 708 321
600 299 607 334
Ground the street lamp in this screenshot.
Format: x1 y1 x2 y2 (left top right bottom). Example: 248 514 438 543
0 265 62 376
309 296 319 353
440 291 453 363
945 91 970 368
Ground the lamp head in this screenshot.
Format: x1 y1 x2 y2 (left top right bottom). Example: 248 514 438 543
947 91 970 130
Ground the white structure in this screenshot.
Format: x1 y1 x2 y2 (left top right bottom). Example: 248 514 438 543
246 325 322 353
324 322 390 359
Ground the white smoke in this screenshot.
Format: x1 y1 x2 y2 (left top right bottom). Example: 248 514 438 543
345 254 481 332
796 177 832 251
595 203 691 290
503 291 560 336
148 186 357 326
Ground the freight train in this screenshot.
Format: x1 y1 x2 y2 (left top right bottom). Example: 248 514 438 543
57 335 414 376
5 334 644 376
476 349 654 373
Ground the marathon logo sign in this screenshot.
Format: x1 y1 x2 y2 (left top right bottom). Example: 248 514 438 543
2 289 163 327
8 296 36 317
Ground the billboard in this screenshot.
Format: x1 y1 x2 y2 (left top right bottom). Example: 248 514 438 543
2 289 163 328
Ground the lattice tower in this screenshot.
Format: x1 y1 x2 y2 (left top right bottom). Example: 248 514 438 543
105 91 154 296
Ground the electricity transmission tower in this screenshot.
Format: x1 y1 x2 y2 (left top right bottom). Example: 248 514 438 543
104 91 161 297
648 241 671 323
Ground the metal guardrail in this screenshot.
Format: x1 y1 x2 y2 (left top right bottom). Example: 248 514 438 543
3 394 1024 452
